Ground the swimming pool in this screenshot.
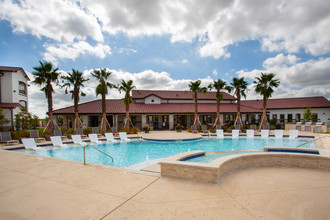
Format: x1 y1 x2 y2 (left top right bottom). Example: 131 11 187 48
27 137 315 168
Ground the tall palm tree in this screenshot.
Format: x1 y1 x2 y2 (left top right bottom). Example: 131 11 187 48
91 68 116 134
61 69 89 131
189 80 207 127
118 80 136 129
254 72 280 130
208 79 230 127
32 61 60 133
229 77 248 129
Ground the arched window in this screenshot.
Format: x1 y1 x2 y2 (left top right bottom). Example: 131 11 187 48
19 81 27 95
19 100 27 110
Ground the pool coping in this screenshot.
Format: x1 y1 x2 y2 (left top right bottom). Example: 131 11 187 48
159 148 330 183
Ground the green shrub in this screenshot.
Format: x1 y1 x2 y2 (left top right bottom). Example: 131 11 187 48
131 127 140 134
121 127 130 133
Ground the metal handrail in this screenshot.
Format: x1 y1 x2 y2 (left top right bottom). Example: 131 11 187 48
83 144 113 165
296 135 329 148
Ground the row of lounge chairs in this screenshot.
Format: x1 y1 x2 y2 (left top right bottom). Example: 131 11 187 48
21 132 131 150
216 129 299 139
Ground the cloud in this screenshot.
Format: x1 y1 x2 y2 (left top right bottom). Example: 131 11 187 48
0 0 103 42
237 54 330 99
118 48 137 55
43 41 111 64
2 0 330 60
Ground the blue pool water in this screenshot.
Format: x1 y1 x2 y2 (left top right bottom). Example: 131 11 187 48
28 138 314 168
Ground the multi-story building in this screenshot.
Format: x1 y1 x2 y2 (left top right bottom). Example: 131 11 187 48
0 66 30 130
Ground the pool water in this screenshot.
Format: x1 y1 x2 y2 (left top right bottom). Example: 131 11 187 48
28 138 315 168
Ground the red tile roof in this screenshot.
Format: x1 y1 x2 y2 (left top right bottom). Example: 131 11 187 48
0 66 30 81
132 90 236 100
0 103 20 109
242 96 330 109
53 99 261 114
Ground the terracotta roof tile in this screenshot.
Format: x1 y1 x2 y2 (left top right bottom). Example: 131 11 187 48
242 96 330 109
132 90 236 100
53 99 262 114
0 103 20 109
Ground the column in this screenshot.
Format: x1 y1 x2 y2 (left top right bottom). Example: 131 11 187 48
62 115 68 130
169 114 174 130
142 115 147 128
82 115 88 127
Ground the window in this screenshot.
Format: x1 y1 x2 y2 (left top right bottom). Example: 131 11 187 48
288 114 293 123
280 114 285 123
296 114 301 122
272 114 277 120
19 100 27 110
19 82 27 95
151 99 154 103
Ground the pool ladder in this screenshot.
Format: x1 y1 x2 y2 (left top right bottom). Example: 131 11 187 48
296 135 329 148
83 144 113 165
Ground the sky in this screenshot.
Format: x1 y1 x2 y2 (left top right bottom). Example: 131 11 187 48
0 0 330 118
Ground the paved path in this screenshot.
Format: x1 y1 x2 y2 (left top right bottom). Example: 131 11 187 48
1 150 330 219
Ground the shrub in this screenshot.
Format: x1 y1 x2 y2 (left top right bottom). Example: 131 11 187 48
131 127 140 134
83 127 92 134
187 126 192 132
121 127 130 133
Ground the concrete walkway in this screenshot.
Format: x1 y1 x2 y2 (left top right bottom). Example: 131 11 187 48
1 149 330 219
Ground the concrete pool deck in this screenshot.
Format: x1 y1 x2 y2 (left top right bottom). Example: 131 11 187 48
0 131 330 219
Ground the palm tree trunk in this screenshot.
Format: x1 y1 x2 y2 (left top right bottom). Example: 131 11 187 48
194 93 198 126
125 104 130 129
74 91 81 131
259 97 268 130
216 97 220 126
47 84 55 132
235 93 243 128
100 93 109 134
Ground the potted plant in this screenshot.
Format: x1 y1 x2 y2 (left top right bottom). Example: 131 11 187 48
144 124 151 133
176 123 183 132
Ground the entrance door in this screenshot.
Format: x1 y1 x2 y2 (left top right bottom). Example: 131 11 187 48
90 116 98 127
162 115 169 130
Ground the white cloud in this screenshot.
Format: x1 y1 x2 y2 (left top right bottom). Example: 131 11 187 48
0 0 103 42
212 69 218 77
43 41 111 64
2 0 330 60
237 54 330 99
118 48 137 55
181 59 188 64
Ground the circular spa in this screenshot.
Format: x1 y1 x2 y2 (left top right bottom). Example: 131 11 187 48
22 137 315 169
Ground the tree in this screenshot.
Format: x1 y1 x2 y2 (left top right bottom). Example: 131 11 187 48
254 72 280 130
118 80 136 129
32 61 60 133
188 80 207 127
304 107 312 122
0 108 9 131
15 111 39 130
61 69 89 131
229 77 248 129
91 68 116 134
208 79 231 127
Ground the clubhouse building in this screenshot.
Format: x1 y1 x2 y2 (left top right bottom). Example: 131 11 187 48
53 90 330 130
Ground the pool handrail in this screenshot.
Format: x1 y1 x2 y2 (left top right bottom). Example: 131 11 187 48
296 135 330 148
83 144 113 165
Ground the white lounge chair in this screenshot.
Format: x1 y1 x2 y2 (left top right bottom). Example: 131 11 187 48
289 130 299 139
119 132 131 142
50 136 68 148
72 135 87 146
22 138 39 151
105 133 118 143
246 130 254 138
261 129 269 138
216 129 224 138
232 129 239 138
274 130 283 138
88 134 102 144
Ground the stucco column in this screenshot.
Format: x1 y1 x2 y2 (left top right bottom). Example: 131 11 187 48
62 115 68 130
82 115 88 127
169 114 174 130
142 115 147 128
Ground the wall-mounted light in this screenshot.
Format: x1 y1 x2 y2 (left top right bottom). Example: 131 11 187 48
13 90 16 93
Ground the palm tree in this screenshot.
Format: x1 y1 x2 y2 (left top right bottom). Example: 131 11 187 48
208 79 230 127
61 69 89 131
229 77 248 129
91 68 116 134
32 61 60 133
118 80 136 129
254 72 280 130
189 80 207 127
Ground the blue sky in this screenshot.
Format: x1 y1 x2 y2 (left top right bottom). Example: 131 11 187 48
0 0 330 118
